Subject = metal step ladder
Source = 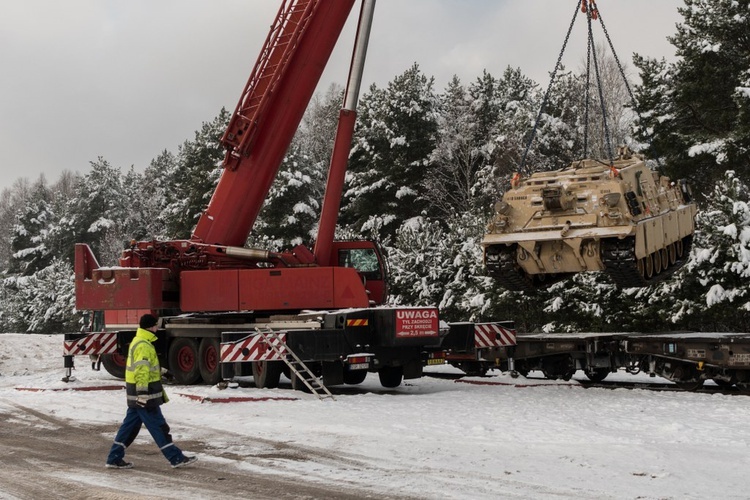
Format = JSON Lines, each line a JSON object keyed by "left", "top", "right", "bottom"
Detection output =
{"left": 255, "top": 328, "right": 335, "bottom": 401}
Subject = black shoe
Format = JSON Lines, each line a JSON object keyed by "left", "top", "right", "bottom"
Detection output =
{"left": 105, "top": 459, "right": 133, "bottom": 469}
{"left": 171, "top": 455, "right": 198, "bottom": 469}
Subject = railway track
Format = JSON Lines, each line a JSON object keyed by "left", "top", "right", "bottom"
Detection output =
{"left": 425, "top": 371, "right": 749, "bottom": 396}
{"left": 574, "top": 378, "right": 747, "bottom": 396}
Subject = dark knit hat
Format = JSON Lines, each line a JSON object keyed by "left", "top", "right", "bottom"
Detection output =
{"left": 139, "top": 314, "right": 158, "bottom": 329}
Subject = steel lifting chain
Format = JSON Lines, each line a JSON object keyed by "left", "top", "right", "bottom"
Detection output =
{"left": 519, "top": 0, "right": 659, "bottom": 175}
{"left": 587, "top": 0, "right": 615, "bottom": 164}
{"left": 597, "top": 6, "right": 635, "bottom": 108}
{"left": 518, "top": 0, "right": 580, "bottom": 175}
{"left": 596, "top": 5, "right": 665, "bottom": 170}
{"left": 583, "top": 14, "right": 592, "bottom": 157}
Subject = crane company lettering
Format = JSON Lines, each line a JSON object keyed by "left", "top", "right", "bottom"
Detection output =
{"left": 396, "top": 309, "right": 439, "bottom": 338}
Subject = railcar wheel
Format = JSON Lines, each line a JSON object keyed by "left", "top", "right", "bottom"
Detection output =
{"left": 711, "top": 378, "right": 735, "bottom": 389}
{"left": 674, "top": 379, "right": 704, "bottom": 391}
{"left": 584, "top": 368, "right": 610, "bottom": 383}
{"left": 198, "top": 337, "right": 221, "bottom": 386}
{"left": 378, "top": 366, "right": 403, "bottom": 388}
{"left": 343, "top": 369, "right": 368, "bottom": 385}
{"left": 252, "top": 360, "right": 283, "bottom": 389}
{"left": 542, "top": 369, "right": 575, "bottom": 381}
{"left": 101, "top": 353, "right": 126, "bottom": 379}
{"left": 456, "top": 361, "right": 488, "bottom": 377}
{"left": 168, "top": 338, "right": 201, "bottom": 385}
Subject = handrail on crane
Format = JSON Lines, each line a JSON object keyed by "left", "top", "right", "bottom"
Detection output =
{"left": 221, "top": 0, "right": 318, "bottom": 170}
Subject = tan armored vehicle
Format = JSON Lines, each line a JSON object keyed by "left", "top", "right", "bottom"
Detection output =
{"left": 483, "top": 149, "right": 698, "bottom": 291}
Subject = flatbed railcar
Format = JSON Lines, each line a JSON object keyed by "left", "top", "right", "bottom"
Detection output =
{"left": 449, "top": 331, "right": 750, "bottom": 392}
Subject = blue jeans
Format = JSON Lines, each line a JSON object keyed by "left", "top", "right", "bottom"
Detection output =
{"left": 106, "top": 406, "right": 185, "bottom": 465}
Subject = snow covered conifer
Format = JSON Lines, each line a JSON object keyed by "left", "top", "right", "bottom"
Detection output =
{"left": 633, "top": 0, "right": 750, "bottom": 193}
{"left": 343, "top": 64, "right": 438, "bottom": 236}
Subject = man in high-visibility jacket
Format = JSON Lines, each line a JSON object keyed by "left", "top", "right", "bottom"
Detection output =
{"left": 105, "top": 314, "right": 197, "bottom": 469}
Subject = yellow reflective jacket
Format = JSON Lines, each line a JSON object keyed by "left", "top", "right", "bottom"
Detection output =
{"left": 125, "top": 328, "right": 165, "bottom": 409}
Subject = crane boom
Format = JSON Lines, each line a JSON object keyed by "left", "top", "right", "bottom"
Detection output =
{"left": 192, "top": 0, "right": 356, "bottom": 246}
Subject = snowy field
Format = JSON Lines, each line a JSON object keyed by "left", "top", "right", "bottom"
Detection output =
{"left": 1, "top": 333, "right": 749, "bottom": 499}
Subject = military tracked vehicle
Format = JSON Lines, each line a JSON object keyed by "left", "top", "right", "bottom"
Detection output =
{"left": 482, "top": 149, "right": 697, "bottom": 291}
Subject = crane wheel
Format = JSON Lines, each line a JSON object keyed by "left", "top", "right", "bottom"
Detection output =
{"left": 168, "top": 338, "right": 201, "bottom": 385}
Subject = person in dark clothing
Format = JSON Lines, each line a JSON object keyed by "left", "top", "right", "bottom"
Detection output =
{"left": 105, "top": 314, "right": 197, "bottom": 469}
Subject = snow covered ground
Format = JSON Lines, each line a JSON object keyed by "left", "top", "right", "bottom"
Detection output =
{"left": 2, "top": 333, "right": 749, "bottom": 499}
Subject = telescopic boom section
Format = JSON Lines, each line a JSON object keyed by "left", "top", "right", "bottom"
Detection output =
{"left": 314, "top": 0, "right": 375, "bottom": 266}
{"left": 192, "top": 0, "right": 356, "bottom": 247}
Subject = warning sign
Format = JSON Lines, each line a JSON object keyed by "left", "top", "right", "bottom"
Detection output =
{"left": 395, "top": 309, "right": 439, "bottom": 338}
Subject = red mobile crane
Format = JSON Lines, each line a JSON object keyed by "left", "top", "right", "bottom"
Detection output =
{"left": 64, "top": 0, "right": 488, "bottom": 390}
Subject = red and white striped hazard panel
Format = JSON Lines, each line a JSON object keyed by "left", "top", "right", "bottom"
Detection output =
{"left": 474, "top": 323, "right": 517, "bottom": 348}
{"left": 220, "top": 333, "right": 287, "bottom": 363}
{"left": 63, "top": 332, "right": 118, "bottom": 356}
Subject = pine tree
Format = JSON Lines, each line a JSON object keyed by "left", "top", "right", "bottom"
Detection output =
{"left": 253, "top": 142, "right": 322, "bottom": 249}
{"left": 388, "top": 217, "right": 451, "bottom": 310}
{"left": 164, "top": 109, "right": 229, "bottom": 238}
{"left": 489, "top": 67, "right": 541, "bottom": 177}
{"left": 633, "top": 0, "right": 750, "bottom": 194}
{"left": 1, "top": 258, "right": 77, "bottom": 333}
{"left": 298, "top": 83, "right": 344, "bottom": 184}
{"left": 531, "top": 67, "right": 583, "bottom": 168}
{"left": 427, "top": 75, "right": 478, "bottom": 219}
{"left": 0, "top": 178, "right": 34, "bottom": 270}
{"left": 8, "top": 177, "right": 54, "bottom": 276}
{"left": 142, "top": 150, "right": 177, "bottom": 240}
{"left": 676, "top": 171, "right": 750, "bottom": 330}
{"left": 343, "top": 64, "right": 438, "bottom": 236}
{"left": 49, "top": 157, "right": 126, "bottom": 265}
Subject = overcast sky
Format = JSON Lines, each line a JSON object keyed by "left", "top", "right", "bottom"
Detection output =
{"left": 0, "top": 0, "right": 683, "bottom": 193}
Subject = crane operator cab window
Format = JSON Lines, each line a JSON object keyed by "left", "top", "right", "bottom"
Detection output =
{"left": 338, "top": 248, "right": 382, "bottom": 280}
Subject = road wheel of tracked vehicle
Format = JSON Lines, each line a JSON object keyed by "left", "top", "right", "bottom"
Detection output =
{"left": 378, "top": 366, "right": 403, "bottom": 388}
{"left": 660, "top": 248, "right": 669, "bottom": 270}
{"left": 168, "top": 338, "right": 201, "bottom": 385}
{"left": 343, "top": 369, "right": 368, "bottom": 385}
{"left": 101, "top": 353, "right": 126, "bottom": 379}
{"left": 645, "top": 254, "right": 655, "bottom": 278}
{"left": 675, "top": 239, "right": 684, "bottom": 259}
{"left": 637, "top": 258, "right": 646, "bottom": 277}
{"left": 198, "top": 337, "right": 221, "bottom": 386}
{"left": 653, "top": 250, "right": 662, "bottom": 274}
{"left": 252, "top": 360, "right": 283, "bottom": 389}
{"left": 668, "top": 244, "right": 677, "bottom": 266}
{"left": 584, "top": 368, "right": 610, "bottom": 383}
